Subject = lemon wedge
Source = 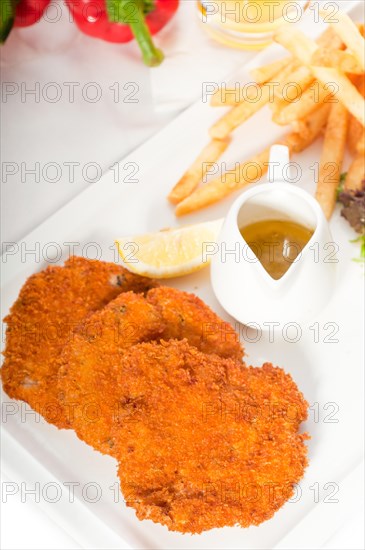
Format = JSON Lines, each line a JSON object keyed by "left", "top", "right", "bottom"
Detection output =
{"left": 115, "top": 219, "right": 223, "bottom": 279}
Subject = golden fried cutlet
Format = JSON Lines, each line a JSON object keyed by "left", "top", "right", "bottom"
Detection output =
{"left": 1, "top": 257, "right": 157, "bottom": 428}
{"left": 146, "top": 287, "right": 243, "bottom": 361}
{"left": 112, "top": 340, "right": 308, "bottom": 533}
{"left": 58, "top": 286, "right": 243, "bottom": 454}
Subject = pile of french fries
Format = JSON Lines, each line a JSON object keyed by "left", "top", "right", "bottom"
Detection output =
{"left": 168, "top": 8, "right": 365, "bottom": 220}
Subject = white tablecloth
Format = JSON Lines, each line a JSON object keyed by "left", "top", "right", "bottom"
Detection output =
{"left": 1, "top": 1, "right": 364, "bottom": 548}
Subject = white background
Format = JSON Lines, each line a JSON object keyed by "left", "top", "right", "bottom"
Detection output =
{"left": 1, "top": 1, "right": 364, "bottom": 549}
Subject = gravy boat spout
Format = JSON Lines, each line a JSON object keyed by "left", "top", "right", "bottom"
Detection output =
{"left": 211, "top": 146, "right": 337, "bottom": 327}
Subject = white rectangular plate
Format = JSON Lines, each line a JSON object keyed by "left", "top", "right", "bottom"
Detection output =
{"left": 1, "top": 2, "right": 364, "bottom": 548}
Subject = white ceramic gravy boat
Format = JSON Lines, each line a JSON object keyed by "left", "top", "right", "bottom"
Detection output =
{"left": 211, "top": 145, "right": 337, "bottom": 327}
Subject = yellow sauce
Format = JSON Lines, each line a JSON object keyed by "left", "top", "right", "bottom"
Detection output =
{"left": 240, "top": 219, "right": 314, "bottom": 280}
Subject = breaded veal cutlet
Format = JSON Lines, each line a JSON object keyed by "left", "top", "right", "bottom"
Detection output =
{"left": 1, "top": 256, "right": 157, "bottom": 427}
{"left": 110, "top": 340, "right": 309, "bottom": 533}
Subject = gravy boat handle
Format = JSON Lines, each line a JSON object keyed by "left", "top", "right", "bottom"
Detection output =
{"left": 268, "top": 144, "right": 291, "bottom": 184}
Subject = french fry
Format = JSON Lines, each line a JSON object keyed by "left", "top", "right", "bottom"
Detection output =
{"left": 175, "top": 148, "right": 271, "bottom": 216}
{"left": 348, "top": 114, "right": 365, "bottom": 156}
{"left": 274, "top": 28, "right": 365, "bottom": 127}
{"left": 274, "top": 27, "right": 317, "bottom": 65}
{"left": 273, "top": 26, "right": 343, "bottom": 102}
{"left": 348, "top": 76, "right": 365, "bottom": 156}
{"left": 274, "top": 65, "right": 315, "bottom": 101}
{"left": 316, "top": 26, "right": 344, "bottom": 48}
{"left": 347, "top": 114, "right": 364, "bottom": 155}
{"left": 176, "top": 105, "right": 330, "bottom": 216}
{"left": 274, "top": 26, "right": 345, "bottom": 64}
{"left": 168, "top": 138, "right": 230, "bottom": 204}
{"left": 209, "top": 64, "right": 295, "bottom": 139}
{"left": 310, "top": 66, "right": 365, "bottom": 127}
{"left": 210, "top": 82, "right": 274, "bottom": 107}
{"left": 209, "top": 84, "right": 272, "bottom": 139}
{"left": 311, "top": 48, "right": 364, "bottom": 75}
{"left": 274, "top": 27, "right": 342, "bottom": 102}
{"left": 345, "top": 152, "right": 365, "bottom": 191}
{"left": 272, "top": 20, "right": 342, "bottom": 64}
{"left": 270, "top": 96, "right": 287, "bottom": 119}
{"left": 273, "top": 80, "right": 333, "bottom": 125}
{"left": 211, "top": 26, "right": 346, "bottom": 137}
{"left": 212, "top": 57, "right": 301, "bottom": 107}
{"left": 357, "top": 134, "right": 365, "bottom": 155}
{"left": 281, "top": 103, "right": 331, "bottom": 153}
{"left": 292, "top": 103, "right": 331, "bottom": 143}
{"left": 319, "top": 8, "right": 365, "bottom": 71}
{"left": 212, "top": 58, "right": 304, "bottom": 108}
{"left": 246, "top": 28, "right": 337, "bottom": 95}
{"left": 211, "top": 87, "right": 242, "bottom": 107}
{"left": 356, "top": 74, "right": 365, "bottom": 93}
{"left": 315, "top": 102, "right": 348, "bottom": 219}
{"left": 249, "top": 57, "right": 292, "bottom": 85}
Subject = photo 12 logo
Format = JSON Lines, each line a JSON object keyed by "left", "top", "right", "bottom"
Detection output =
{"left": 199, "top": 1, "right": 335, "bottom": 25}
{"left": 1, "top": 81, "right": 140, "bottom": 104}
